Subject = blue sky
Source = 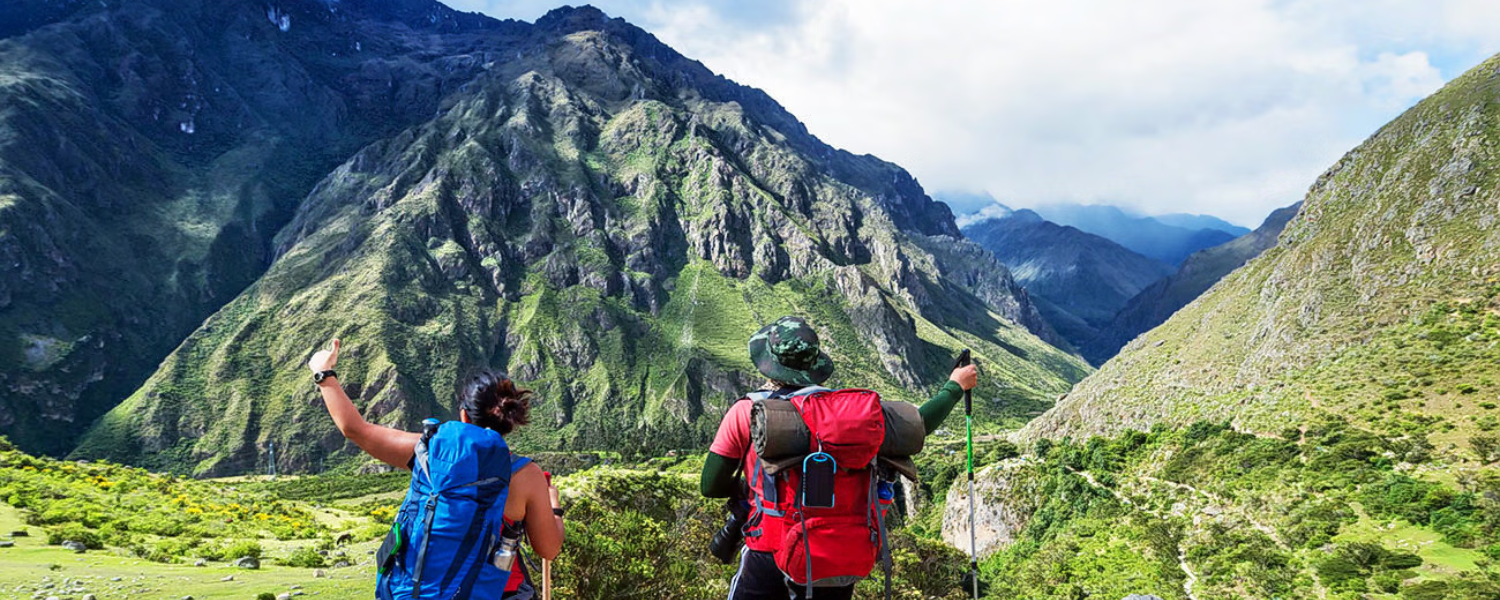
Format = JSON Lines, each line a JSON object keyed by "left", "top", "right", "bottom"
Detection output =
{"left": 447, "top": 1, "right": 1500, "bottom": 227}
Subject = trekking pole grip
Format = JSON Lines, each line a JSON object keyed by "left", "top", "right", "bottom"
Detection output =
{"left": 954, "top": 349, "right": 973, "bottom": 414}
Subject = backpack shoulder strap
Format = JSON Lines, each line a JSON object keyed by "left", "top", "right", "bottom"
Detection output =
{"left": 510, "top": 454, "right": 533, "bottom": 474}
{"left": 786, "top": 386, "right": 832, "bottom": 398}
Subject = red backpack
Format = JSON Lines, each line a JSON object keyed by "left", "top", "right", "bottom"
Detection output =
{"left": 744, "top": 387, "right": 895, "bottom": 597}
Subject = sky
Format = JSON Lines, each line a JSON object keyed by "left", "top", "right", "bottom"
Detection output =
{"left": 445, "top": 0, "right": 1500, "bottom": 227}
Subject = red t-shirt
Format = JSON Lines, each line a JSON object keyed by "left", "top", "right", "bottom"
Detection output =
{"left": 710, "top": 399, "right": 757, "bottom": 468}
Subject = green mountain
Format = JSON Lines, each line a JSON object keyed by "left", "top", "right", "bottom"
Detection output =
{"left": 0, "top": 0, "right": 520, "bottom": 455}
{"left": 1023, "top": 51, "right": 1500, "bottom": 453}
{"left": 1081, "top": 202, "right": 1300, "bottom": 364}
{"left": 962, "top": 209, "right": 1174, "bottom": 353}
{"left": 24, "top": 4, "right": 1090, "bottom": 475}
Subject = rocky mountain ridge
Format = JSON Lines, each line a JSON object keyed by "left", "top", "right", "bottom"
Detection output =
{"left": 2, "top": 3, "right": 1091, "bottom": 474}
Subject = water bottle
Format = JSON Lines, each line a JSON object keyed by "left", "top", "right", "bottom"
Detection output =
{"left": 491, "top": 531, "right": 521, "bottom": 571}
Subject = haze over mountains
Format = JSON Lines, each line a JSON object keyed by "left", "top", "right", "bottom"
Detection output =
{"left": 961, "top": 209, "right": 1174, "bottom": 351}
{"left": 955, "top": 199, "right": 1291, "bottom": 362}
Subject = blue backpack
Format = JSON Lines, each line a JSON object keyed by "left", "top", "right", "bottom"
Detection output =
{"left": 377, "top": 419, "right": 514, "bottom": 600}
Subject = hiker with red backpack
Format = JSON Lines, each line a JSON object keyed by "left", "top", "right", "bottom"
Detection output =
{"left": 307, "top": 339, "right": 565, "bottom": 600}
{"left": 701, "top": 317, "right": 979, "bottom": 600}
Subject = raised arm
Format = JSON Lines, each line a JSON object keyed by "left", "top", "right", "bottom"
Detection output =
{"left": 918, "top": 364, "right": 979, "bottom": 434}
{"left": 308, "top": 339, "right": 420, "bottom": 469}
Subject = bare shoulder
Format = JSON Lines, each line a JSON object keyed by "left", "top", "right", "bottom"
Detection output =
{"left": 510, "top": 460, "right": 545, "bottom": 494}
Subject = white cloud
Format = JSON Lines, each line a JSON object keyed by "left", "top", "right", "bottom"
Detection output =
{"left": 449, "top": 0, "right": 1498, "bottom": 227}
{"left": 954, "top": 203, "right": 1014, "bottom": 228}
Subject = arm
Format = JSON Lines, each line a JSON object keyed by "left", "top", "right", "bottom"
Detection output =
{"left": 701, "top": 401, "right": 752, "bottom": 497}
{"left": 308, "top": 339, "right": 420, "bottom": 469}
{"left": 517, "top": 464, "right": 564, "bottom": 560}
{"left": 918, "top": 364, "right": 979, "bottom": 434}
{"left": 700, "top": 452, "right": 743, "bottom": 498}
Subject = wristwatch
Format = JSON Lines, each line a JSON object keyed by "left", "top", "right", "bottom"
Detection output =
{"left": 552, "top": 507, "right": 566, "bottom": 517}
{"left": 312, "top": 370, "right": 338, "bottom": 384}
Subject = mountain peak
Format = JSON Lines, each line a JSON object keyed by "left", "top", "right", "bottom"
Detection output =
{"left": 535, "top": 4, "right": 613, "bottom": 31}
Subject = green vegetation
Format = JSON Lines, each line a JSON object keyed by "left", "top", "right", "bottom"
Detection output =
{"left": 0, "top": 441, "right": 971, "bottom": 598}
{"left": 965, "top": 419, "right": 1500, "bottom": 599}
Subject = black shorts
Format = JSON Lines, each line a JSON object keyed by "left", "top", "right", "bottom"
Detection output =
{"left": 727, "top": 548, "right": 854, "bottom": 600}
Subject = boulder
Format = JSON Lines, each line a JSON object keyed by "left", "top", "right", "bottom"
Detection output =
{"left": 232, "top": 556, "right": 260, "bottom": 569}
{"left": 60, "top": 541, "right": 86, "bottom": 553}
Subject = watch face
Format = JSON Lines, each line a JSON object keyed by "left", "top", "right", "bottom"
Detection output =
{"left": 314, "top": 371, "right": 329, "bottom": 383}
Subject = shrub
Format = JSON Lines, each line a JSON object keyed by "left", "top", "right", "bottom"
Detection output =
{"left": 45, "top": 523, "right": 101, "bottom": 549}
{"left": 281, "top": 546, "right": 326, "bottom": 568}
{"left": 1403, "top": 581, "right": 1449, "bottom": 600}
{"left": 223, "top": 540, "right": 263, "bottom": 560}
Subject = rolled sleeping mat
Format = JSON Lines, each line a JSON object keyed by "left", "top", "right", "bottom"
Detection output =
{"left": 879, "top": 401, "right": 925, "bottom": 457}
{"left": 751, "top": 399, "right": 811, "bottom": 461}
{"left": 751, "top": 399, "right": 928, "bottom": 461}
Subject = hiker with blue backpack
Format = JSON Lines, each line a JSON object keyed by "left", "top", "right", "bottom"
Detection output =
{"left": 308, "top": 339, "right": 565, "bottom": 600}
{"left": 701, "top": 317, "right": 979, "bottom": 600}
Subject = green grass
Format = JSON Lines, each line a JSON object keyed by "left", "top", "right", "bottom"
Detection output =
{"left": 0, "top": 503, "right": 376, "bottom": 599}
{"left": 1336, "top": 514, "right": 1484, "bottom": 575}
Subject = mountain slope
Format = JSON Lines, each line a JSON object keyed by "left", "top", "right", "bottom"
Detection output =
{"left": 1081, "top": 202, "right": 1301, "bottom": 364}
{"left": 64, "top": 5, "right": 1088, "bottom": 475}
{"left": 1023, "top": 51, "right": 1500, "bottom": 449}
{"left": 0, "top": 0, "right": 528, "bottom": 455}
{"left": 1033, "top": 204, "right": 1238, "bottom": 265}
{"left": 962, "top": 209, "right": 1173, "bottom": 350}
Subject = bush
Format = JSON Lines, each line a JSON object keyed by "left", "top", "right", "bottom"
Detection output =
{"left": 139, "top": 537, "right": 198, "bottom": 563}
{"left": 194, "top": 541, "right": 226, "bottom": 561}
{"left": 257, "top": 593, "right": 277, "bottom": 600}
{"left": 281, "top": 546, "right": 326, "bottom": 568}
{"left": 1403, "top": 581, "right": 1449, "bottom": 600}
{"left": 223, "top": 540, "right": 263, "bottom": 560}
{"left": 45, "top": 523, "right": 101, "bottom": 549}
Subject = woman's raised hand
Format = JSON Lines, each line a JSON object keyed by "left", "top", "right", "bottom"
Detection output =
{"left": 308, "top": 339, "right": 340, "bottom": 373}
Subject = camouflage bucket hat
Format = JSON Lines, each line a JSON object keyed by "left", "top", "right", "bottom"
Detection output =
{"left": 748, "top": 316, "right": 834, "bottom": 386}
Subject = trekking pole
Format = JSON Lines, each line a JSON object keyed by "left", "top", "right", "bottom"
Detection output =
{"left": 955, "top": 349, "right": 978, "bottom": 599}
{"left": 542, "top": 558, "right": 552, "bottom": 600}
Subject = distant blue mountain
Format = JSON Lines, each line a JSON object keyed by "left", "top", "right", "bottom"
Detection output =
{"left": 962, "top": 208, "right": 1175, "bottom": 351}
{"left": 1082, "top": 202, "right": 1301, "bottom": 364}
{"left": 1154, "top": 213, "right": 1250, "bottom": 236}
{"left": 1030, "top": 204, "right": 1237, "bottom": 265}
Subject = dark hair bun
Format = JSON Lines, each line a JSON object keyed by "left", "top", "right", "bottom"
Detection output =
{"left": 460, "top": 370, "right": 532, "bottom": 435}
